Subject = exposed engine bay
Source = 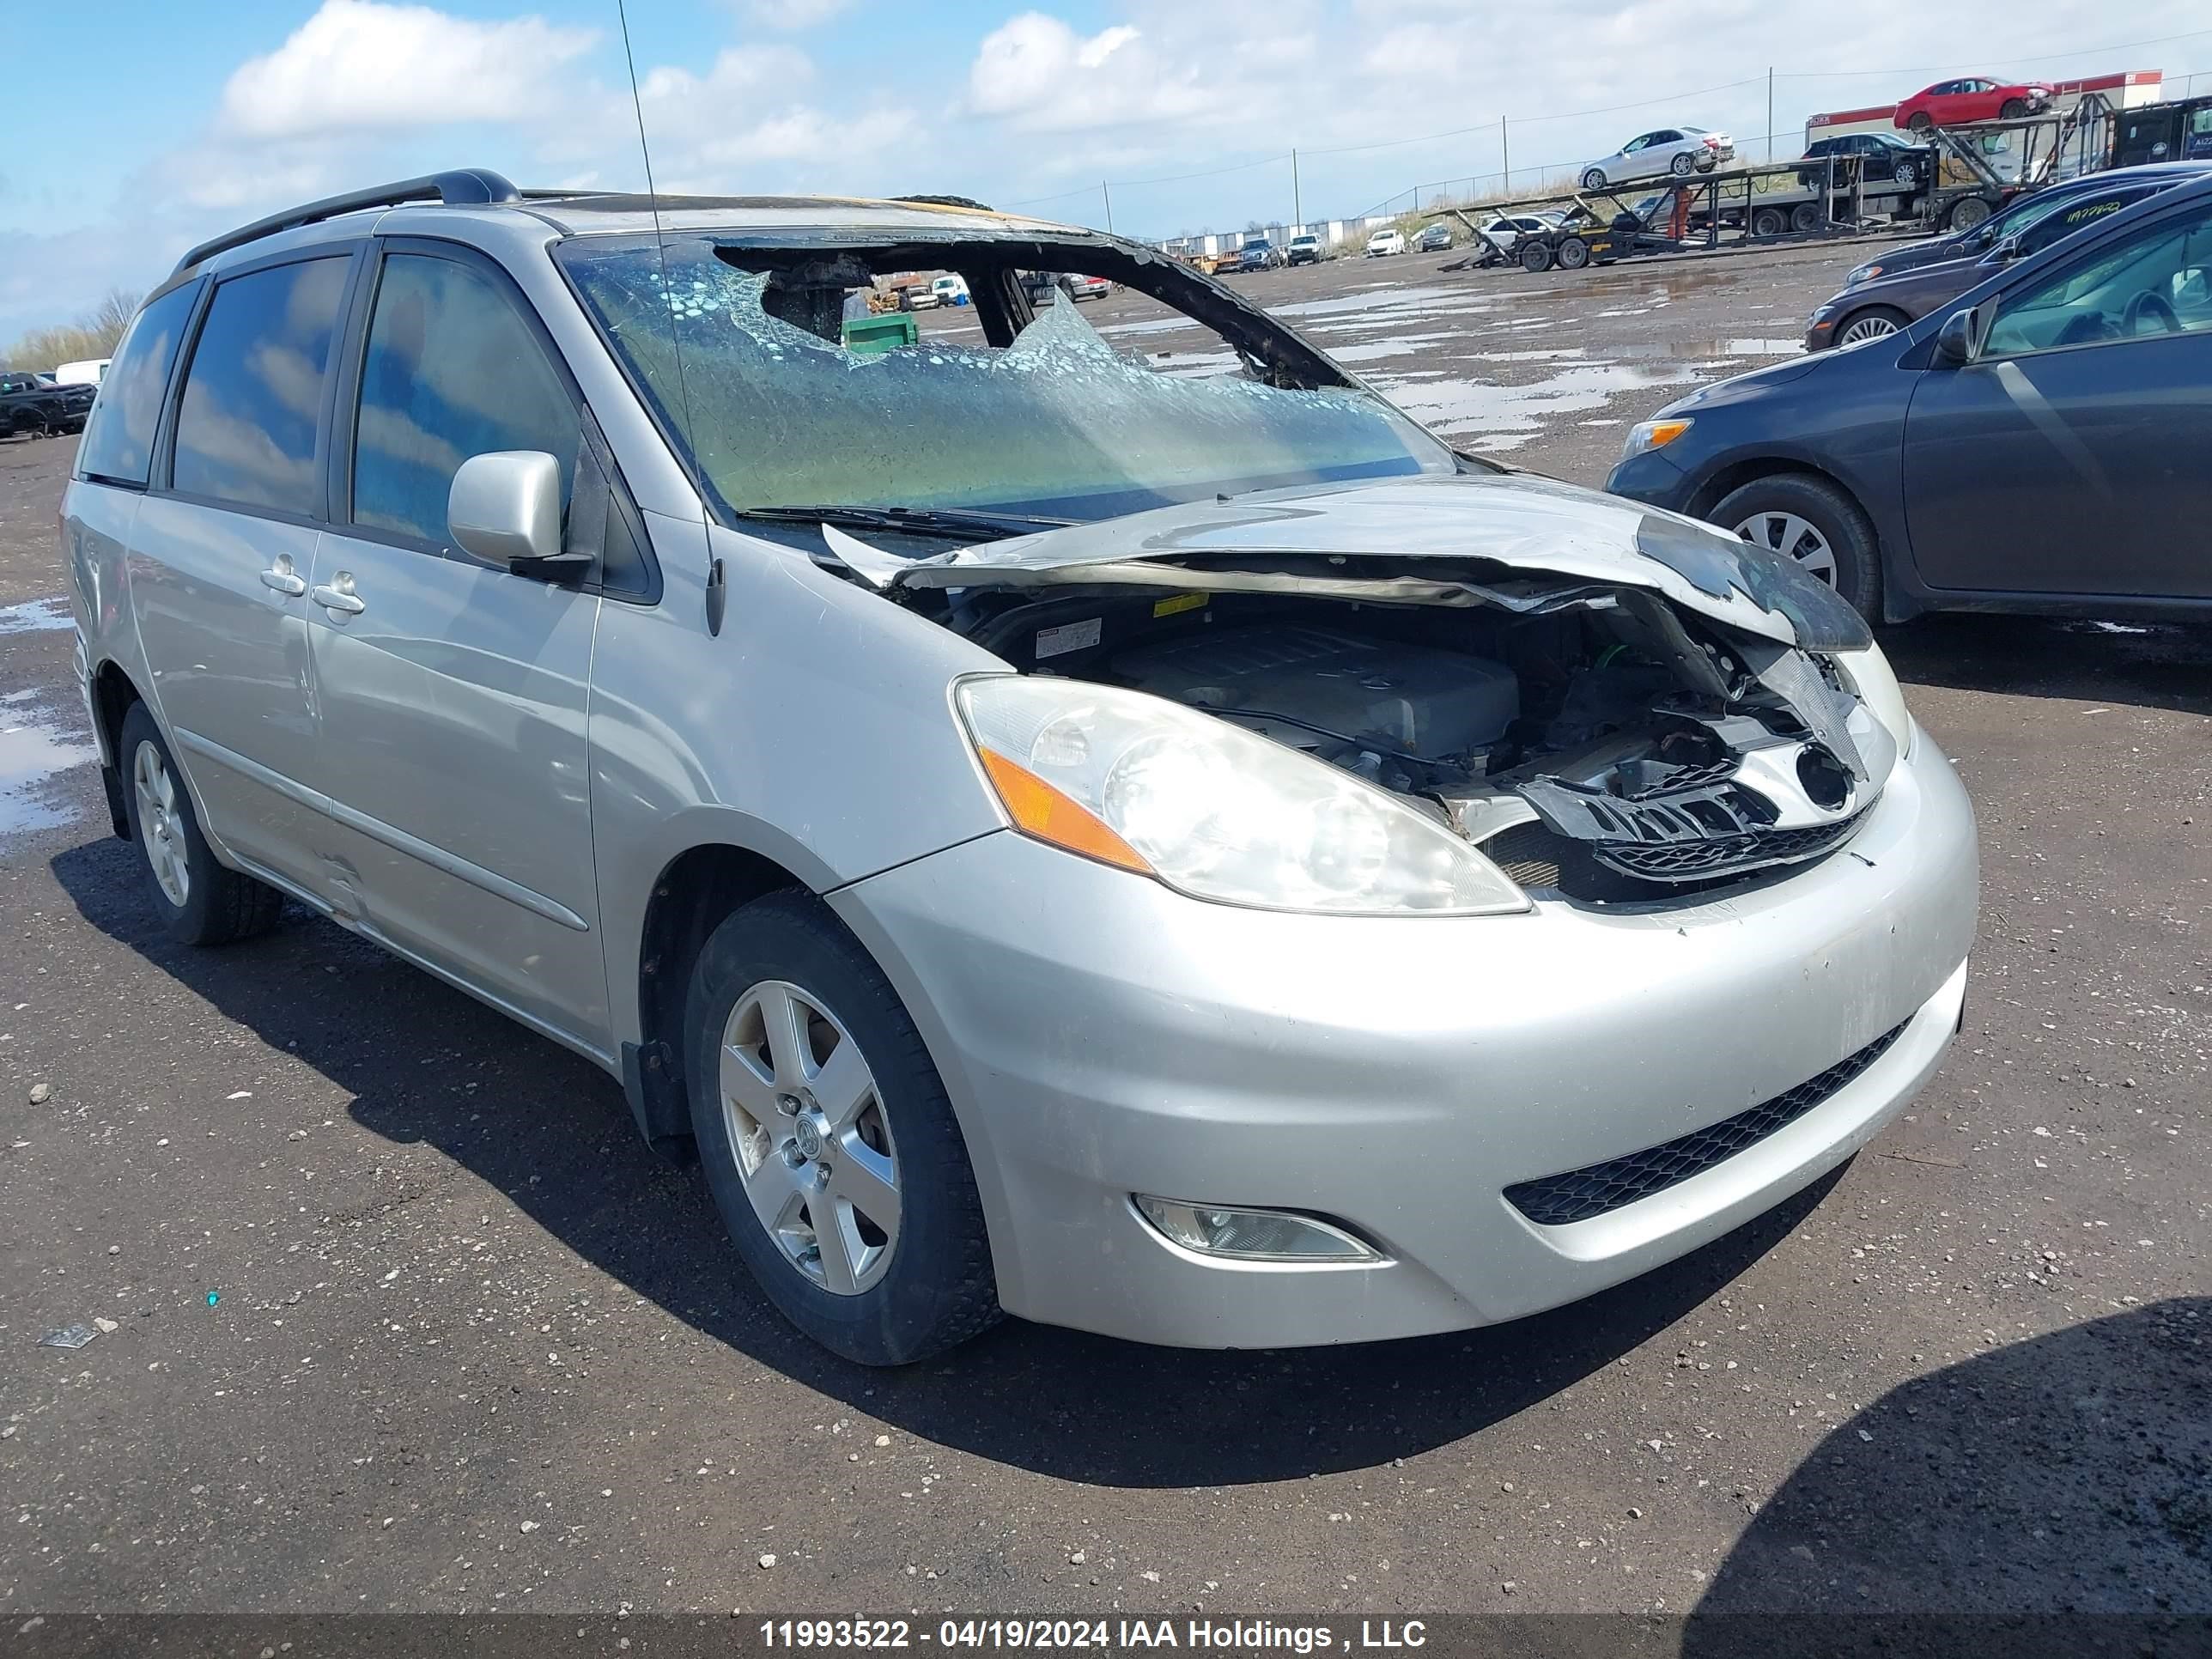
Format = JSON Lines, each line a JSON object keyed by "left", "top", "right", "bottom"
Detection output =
{"left": 937, "top": 582, "right": 1888, "bottom": 904}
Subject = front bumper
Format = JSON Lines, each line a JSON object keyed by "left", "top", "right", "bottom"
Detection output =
{"left": 833, "top": 732, "right": 1978, "bottom": 1349}
{"left": 1603, "top": 444, "right": 1697, "bottom": 513}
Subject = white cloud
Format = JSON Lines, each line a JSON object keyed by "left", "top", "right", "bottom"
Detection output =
{"left": 740, "top": 0, "right": 856, "bottom": 27}
{"left": 964, "top": 13, "right": 1217, "bottom": 131}
{"left": 215, "top": 0, "right": 598, "bottom": 140}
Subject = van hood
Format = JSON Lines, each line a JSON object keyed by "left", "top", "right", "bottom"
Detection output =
{"left": 830, "top": 469, "right": 1871, "bottom": 653}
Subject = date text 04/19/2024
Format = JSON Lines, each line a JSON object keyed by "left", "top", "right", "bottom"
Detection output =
{"left": 757, "top": 1620, "right": 1432, "bottom": 1651}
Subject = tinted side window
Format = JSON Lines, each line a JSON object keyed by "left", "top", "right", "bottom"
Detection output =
{"left": 1984, "top": 205, "right": 2212, "bottom": 356}
{"left": 171, "top": 258, "right": 349, "bottom": 516}
{"left": 76, "top": 283, "right": 199, "bottom": 487}
{"left": 352, "top": 253, "right": 579, "bottom": 550}
{"left": 2018, "top": 191, "right": 2146, "bottom": 253}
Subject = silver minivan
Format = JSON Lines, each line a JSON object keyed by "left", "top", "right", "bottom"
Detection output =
{"left": 64, "top": 171, "right": 1977, "bottom": 1364}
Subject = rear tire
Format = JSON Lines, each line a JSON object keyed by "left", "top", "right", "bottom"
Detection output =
{"left": 1713, "top": 474, "right": 1882, "bottom": 620}
{"left": 1947, "top": 196, "right": 1992, "bottom": 230}
{"left": 1752, "top": 206, "right": 1789, "bottom": 237}
{"left": 1670, "top": 151, "right": 1695, "bottom": 177}
{"left": 1999, "top": 98, "right": 2026, "bottom": 120}
{"left": 1790, "top": 203, "right": 1822, "bottom": 233}
{"left": 1906, "top": 111, "right": 1933, "bottom": 133}
{"left": 1556, "top": 236, "right": 1591, "bottom": 270}
{"left": 684, "top": 890, "right": 1000, "bottom": 1366}
{"left": 117, "top": 705, "right": 284, "bottom": 945}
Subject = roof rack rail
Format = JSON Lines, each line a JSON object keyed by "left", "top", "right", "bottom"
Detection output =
{"left": 170, "top": 168, "right": 522, "bottom": 278}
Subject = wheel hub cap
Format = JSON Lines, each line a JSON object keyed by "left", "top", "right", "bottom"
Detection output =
{"left": 132, "top": 740, "right": 190, "bottom": 908}
{"left": 718, "top": 980, "right": 900, "bottom": 1296}
{"left": 1735, "top": 511, "right": 1839, "bottom": 586}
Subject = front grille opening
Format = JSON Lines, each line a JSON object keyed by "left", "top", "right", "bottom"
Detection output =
{"left": 1503, "top": 1019, "right": 1911, "bottom": 1227}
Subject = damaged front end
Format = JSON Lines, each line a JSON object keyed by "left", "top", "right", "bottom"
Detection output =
{"left": 834, "top": 502, "right": 1904, "bottom": 909}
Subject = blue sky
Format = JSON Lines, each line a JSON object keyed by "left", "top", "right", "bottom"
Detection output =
{"left": 5, "top": 0, "right": 2211, "bottom": 343}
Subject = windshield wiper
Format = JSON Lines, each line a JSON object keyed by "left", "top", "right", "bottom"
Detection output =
{"left": 735, "top": 503, "right": 1077, "bottom": 540}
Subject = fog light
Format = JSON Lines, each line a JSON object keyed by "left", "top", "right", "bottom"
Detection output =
{"left": 1133, "top": 1196, "right": 1381, "bottom": 1262}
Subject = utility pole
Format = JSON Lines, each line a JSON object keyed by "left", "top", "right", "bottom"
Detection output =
{"left": 1501, "top": 116, "right": 1510, "bottom": 192}
{"left": 1291, "top": 149, "right": 1302, "bottom": 229}
{"left": 1767, "top": 66, "right": 1775, "bottom": 161}
{"left": 1101, "top": 180, "right": 1114, "bottom": 234}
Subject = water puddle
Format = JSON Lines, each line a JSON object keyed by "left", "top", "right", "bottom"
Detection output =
{"left": 1615, "top": 337, "right": 1804, "bottom": 360}
{"left": 1376, "top": 361, "right": 1703, "bottom": 441}
{"left": 0, "top": 694, "right": 96, "bottom": 842}
{"left": 0, "top": 597, "right": 73, "bottom": 636}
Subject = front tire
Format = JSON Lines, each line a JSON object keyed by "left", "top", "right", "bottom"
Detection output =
{"left": 685, "top": 890, "right": 1000, "bottom": 1366}
{"left": 1999, "top": 98, "right": 2026, "bottom": 119}
{"left": 1947, "top": 196, "right": 1992, "bottom": 230}
{"left": 1714, "top": 474, "right": 1882, "bottom": 619}
{"left": 1906, "top": 111, "right": 1933, "bottom": 133}
{"left": 1836, "top": 305, "right": 1907, "bottom": 345}
{"left": 1670, "top": 151, "right": 1695, "bottom": 177}
{"left": 1520, "top": 241, "right": 1553, "bottom": 273}
{"left": 1555, "top": 235, "right": 1591, "bottom": 270}
{"left": 118, "top": 704, "right": 283, "bottom": 945}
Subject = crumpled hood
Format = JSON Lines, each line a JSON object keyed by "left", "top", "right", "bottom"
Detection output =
{"left": 838, "top": 470, "right": 1870, "bottom": 653}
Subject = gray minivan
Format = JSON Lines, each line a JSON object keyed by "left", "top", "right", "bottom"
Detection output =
{"left": 64, "top": 170, "right": 1974, "bottom": 1364}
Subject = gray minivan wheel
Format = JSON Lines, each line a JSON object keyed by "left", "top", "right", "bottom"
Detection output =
{"left": 685, "top": 890, "right": 1000, "bottom": 1365}
{"left": 1714, "top": 473, "right": 1882, "bottom": 620}
{"left": 118, "top": 704, "right": 284, "bottom": 945}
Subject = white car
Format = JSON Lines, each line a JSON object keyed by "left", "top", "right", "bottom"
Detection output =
{"left": 1479, "top": 213, "right": 1565, "bottom": 251}
{"left": 53, "top": 357, "right": 111, "bottom": 386}
{"left": 1365, "top": 228, "right": 1406, "bottom": 257}
{"left": 932, "top": 273, "right": 971, "bottom": 307}
{"left": 1580, "top": 126, "right": 1734, "bottom": 191}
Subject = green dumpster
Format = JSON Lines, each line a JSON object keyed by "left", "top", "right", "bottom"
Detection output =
{"left": 842, "top": 313, "right": 920, "bottom": 356}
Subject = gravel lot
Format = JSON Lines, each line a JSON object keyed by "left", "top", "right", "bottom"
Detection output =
{"left": 1, "top": 245, "right": 2207, "bottom": 1622}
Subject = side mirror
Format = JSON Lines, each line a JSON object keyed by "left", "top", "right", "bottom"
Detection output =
{"left": 449, "top": 451, "right": 583, "bottom": 580}
{"left": 1990, "top": 234, "right": 2023, "bottom": 264}
{"left": 1933, "top": 307, "right": 1980, "bottom": 367}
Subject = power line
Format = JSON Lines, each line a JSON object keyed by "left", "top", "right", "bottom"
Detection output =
{"left": 1773, "top": 25, "right": 2212, "bottom": 78}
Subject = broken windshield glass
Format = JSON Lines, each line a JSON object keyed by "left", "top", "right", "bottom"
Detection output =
{"left": 560, "top": 236, "right": 1454, "bottom": 525}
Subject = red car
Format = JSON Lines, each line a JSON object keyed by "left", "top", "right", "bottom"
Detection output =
{"left": 1892, "top": 77, "right": 2052, "bottom": 132}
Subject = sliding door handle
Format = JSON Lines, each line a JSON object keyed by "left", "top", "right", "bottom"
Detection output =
{"left": 311, "top": 575, "right": 366, "bottom": 617}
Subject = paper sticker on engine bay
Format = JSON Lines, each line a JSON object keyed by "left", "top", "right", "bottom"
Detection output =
{"left": 1035, "top": 617, "right": 1103, "bottom": 659}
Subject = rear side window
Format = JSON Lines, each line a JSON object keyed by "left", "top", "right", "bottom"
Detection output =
{"left": 351, "top": 252, "right": 579, "bottom": 550}
{"left": 171, "top": 257, "right": 349, "bottom": 516}
{"left": 76, "top": 282, "right": 198, "bottom": 487}
{"left": 2019, "top": 190, "right": 2147, "bottom": 254}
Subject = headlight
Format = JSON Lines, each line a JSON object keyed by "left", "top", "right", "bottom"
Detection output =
{"left": 955, "top": 677, "right": 1529, "bottom": 917}
{"left": 1622, "top": 416, "right": 1692, "bottom": 460}
{"left": 1835, "top": 641, "right": 1915, "bottom": 758}
{"left": 1844, "top": 263, "right": 1882, "bottom": 287}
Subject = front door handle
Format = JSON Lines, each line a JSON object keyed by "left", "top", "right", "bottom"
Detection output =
{"left": 259, "top": 556, "right": 307, "bottom": 597}
{"left": 310, "top": 574, "right": 366, "bottom": 617}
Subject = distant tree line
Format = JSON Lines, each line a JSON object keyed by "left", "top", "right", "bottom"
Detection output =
{"left": 2, "top": 289, "right": 143, "bottom": 371}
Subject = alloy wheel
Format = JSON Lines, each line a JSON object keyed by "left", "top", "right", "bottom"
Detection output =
{"left": 132, "top": 739, "right": 190, "bottom": 907}
{"left": 717, "top": 979, "right": 900, "bottom": 1295}
{"left": 1838, "top": 313, "right": 1901, "bottom": 344}
{"left": 1735, "top": 511, "right": 1838, "bottom": 586}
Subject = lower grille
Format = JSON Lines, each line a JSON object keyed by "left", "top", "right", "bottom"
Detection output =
{"left": 1503, "top": 1019, "right": 1911, "bottom": 1227}
{"left": 1595, "top": 809, "right": 1867, "bottom": 882}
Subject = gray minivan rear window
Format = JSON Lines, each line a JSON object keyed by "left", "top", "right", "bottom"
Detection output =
{"left": 76, "top": 282, "right": 198, "bottom": 488}
{"left": 171, "top": 257, "right": 349, "bottom": 518}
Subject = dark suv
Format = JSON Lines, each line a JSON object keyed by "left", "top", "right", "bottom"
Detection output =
{"left": 1797, "top": 133, "right": 1932, "bottom": 191}
{"left": 0, "top": 369, "right": 95, "bottom": 438}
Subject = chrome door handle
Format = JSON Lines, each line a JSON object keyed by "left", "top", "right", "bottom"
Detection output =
{"left": 310, "top": 576, "right": 366, "bottom": 617}
{"left": 259, "top": 557, "right": 307, "bottom": 597}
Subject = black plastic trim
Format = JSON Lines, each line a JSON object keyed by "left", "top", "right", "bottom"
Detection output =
{"left": 171, "top": 169, "right": 521, "bottom": 278}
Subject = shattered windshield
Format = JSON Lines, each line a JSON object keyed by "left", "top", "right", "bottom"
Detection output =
{"left": 559, "top": 235, "right": 1453, "bottom": 523}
